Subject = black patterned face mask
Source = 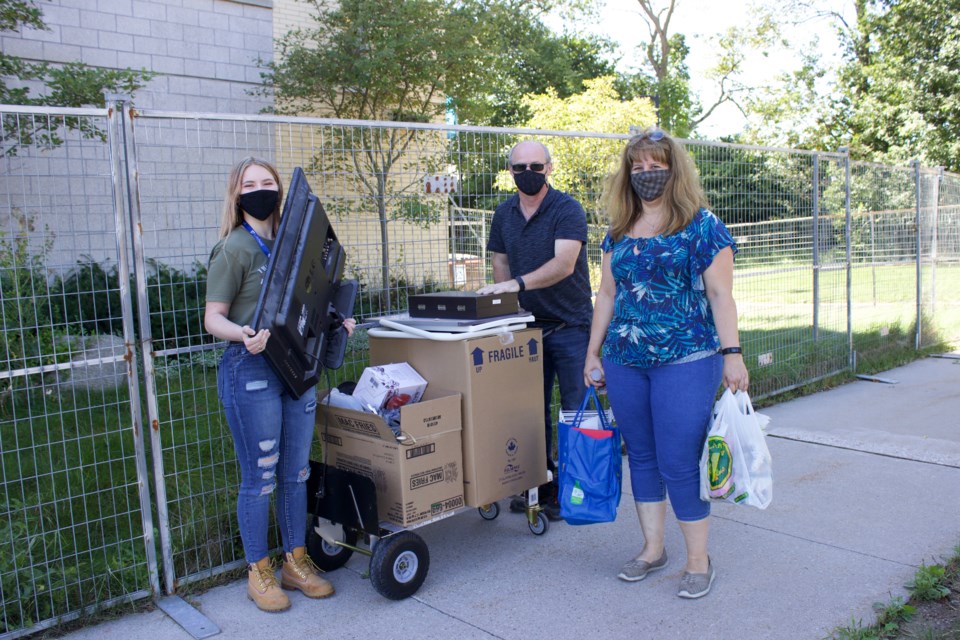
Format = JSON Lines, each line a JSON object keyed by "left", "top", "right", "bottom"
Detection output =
{"left": 630, "top": 169, "right": 671, "bottom": 201}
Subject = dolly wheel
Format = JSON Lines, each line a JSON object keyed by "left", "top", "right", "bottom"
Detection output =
{"left": 528, "top": 511, "right": 549, "bottom": 536}
{"left": 306, "top": 521, "right": 357, "bottom": 572}
{"left": 478, "top": 502, "right": 500, "bottom": 520}
{"left": 370, "top": 531, "right": 430, "bottom": 600}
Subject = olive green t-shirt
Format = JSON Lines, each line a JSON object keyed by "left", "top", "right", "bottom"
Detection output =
{"left": 205, "top": 228, "right": 274, "bottom": 328}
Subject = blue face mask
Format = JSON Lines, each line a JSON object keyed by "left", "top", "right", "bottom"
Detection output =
{"left": 513, "top": 170, "right": 547, "bottom": 196}
{"left": 238, "top": 189, "right": 279, "bottom": 221}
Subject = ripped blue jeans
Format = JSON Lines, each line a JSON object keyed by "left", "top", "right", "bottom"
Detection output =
{"left": 218, "top": 343, "right": 316, "bottom": 563}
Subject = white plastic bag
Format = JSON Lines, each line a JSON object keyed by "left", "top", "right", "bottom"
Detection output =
{"left": 699, "top": 389, "right": 773, "bottom": 509}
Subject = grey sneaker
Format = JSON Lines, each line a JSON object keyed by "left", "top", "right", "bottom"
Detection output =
{"left": 677, "top": 558, "right": 715, "bottom": 599}
{"left": 617, "top": 549, "right": 668, "bottom": 582}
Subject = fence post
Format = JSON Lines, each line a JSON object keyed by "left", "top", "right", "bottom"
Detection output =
{"left": 839, "top": 147, "right": 853, "bottom": 369}
{"left": 812, "top": 154, "right": 820, "bottom": 342}
{"left": 912, "top": 160, "right": 922, "bottom": 349}
{"left": 118, "top": 100, "right": 178, "bottom": 596}
{"left": 931, "top": 167, "right": 943, "bottom": 321}
{"left": 104, "top": 94, "right": 162, "bottom": 597}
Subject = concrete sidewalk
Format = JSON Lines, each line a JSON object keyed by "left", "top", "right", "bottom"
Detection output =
{"left": 61, "top": 355, "right": 960, "bottom": 640}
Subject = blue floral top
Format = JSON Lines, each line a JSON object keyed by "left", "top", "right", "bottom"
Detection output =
{"left": 601, "top": 208, "right": 736, "bottom": 368}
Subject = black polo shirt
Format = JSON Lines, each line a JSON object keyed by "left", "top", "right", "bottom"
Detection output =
{"left": 487, "top": 187, "right": 593, "bottom": 328}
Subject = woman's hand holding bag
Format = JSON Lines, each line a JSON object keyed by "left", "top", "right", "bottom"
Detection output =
{"left": 558, "top": 387, "right": 622, "bottom": 525}
{"left": 699, "top": 389, "right": 773, "bottom": 509}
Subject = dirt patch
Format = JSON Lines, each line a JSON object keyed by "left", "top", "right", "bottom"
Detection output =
{"left": 897, "top": 569, "right": 960, "bottom": 638}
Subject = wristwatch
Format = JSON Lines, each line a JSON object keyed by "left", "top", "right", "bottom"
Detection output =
{"left": 514, "top": 275, "right": 526, "bottom": 292}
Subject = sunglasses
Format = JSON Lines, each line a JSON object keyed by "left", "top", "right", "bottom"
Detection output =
{"left": 635, "top": 129, "right": 666, "bottom": 142}
{"left": 510, "top": 162, "right": 547, "bottom": 173}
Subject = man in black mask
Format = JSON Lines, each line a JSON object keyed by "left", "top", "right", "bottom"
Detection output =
{"left": 477, "top": 140, "right": 593, "bottom": 520}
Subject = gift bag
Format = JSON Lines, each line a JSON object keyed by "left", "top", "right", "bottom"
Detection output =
{"left": 699, "top": 389, "right": 773, "bottom": 509}
{"left": 559, "top": 387, "right": 622, "bottom": 525}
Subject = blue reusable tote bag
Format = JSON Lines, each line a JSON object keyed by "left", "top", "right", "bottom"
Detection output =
{"left": 558, "top": 387, "right": 622, "bottom": 525}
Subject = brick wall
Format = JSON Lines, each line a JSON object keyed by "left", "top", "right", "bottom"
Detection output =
{"left": 273, "top": 0, "right": 316, "bottom": 44}
{"left": 1, "top": 0, "right": 275, "bottom": 113}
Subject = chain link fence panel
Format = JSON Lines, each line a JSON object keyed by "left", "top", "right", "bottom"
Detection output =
{"left": 1, "top": 105, "right": 958, "bottom": 636}
{"left": 0, "top": 106, "right": 157, "bottom": 639}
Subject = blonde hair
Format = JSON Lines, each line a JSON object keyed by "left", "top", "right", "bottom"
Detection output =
{"left": 600, "top": 129, "right": 709, "bottom": 242}
{"left": 218, "top": 157, "right": 284, "bottom": 239}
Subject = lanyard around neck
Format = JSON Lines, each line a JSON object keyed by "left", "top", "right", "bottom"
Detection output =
{"left": 241, "top": 221, "right": 271, "bottom": 258}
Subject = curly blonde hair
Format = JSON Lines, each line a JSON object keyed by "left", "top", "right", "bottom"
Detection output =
{"left": 218, "top": 157, "right": 284, "bottom": 239}
{"left": 601, "top": 129, "right": 709, "bottom": 242}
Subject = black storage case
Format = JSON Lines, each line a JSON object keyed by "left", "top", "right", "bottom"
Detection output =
{"left": 408, "top": 291, "right": 519, "bottom": 320}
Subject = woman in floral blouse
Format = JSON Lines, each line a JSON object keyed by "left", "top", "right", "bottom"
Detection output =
{"left": 584, "top": 129, "right": 749, "bottom": 599}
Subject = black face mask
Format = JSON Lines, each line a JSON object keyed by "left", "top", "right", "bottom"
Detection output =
{"left": 513, "top": 170, "right": 547, "bottom": 196}
{"left": 238, "top": 189, "right": 279, "bottom": 221}
{"left": 630, "top": 169, "right": 671, "bottom": 202}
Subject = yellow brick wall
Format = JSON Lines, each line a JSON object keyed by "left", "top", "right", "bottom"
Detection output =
{"left": 273, "top": 0, "right": 320, "bottom": 46}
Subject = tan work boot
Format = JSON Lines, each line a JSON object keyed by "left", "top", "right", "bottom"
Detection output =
{"left": 247, "top": 558, "right": 291, "bottom": 612}
{"left": 281, "top": 547, "right": 335, "bottom": 598}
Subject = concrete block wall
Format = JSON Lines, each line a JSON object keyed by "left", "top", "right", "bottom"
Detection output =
{"left": 1, "top": 0, "right": 275, "bottom": 113}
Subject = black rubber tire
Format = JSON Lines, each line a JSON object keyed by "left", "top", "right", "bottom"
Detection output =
{"left": 477, "top": 502, "right": 500, "bottom": 520}
{"left": 369, "top": 531, "right": 430, "bottom": 600}
{"left": 528, "top": 511, "right": 550, "bottom": 536}
{"left": 305, "top": 520, "right": 357, "bottom": 572}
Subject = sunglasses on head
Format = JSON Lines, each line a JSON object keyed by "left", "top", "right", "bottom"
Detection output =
{"left": 510, "top": 162, "right": 547, "bottom": 173}
{"left": 635, "top": 129, "right": 665, "bottom": 142}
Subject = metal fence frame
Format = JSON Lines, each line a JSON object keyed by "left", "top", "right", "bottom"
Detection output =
{"left": 1, "top": 99, "right": 958, "bottom": 637}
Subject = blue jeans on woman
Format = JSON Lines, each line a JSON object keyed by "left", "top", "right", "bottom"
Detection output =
{"left": 602, "top": 354, "right": 722, "bottom": 522}
{"left": 218, "top": 343, "right": 317, "bottom": 563}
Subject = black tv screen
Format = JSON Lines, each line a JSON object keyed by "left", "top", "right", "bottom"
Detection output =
{"left": 252, "top": 167, "right": 357, "bottom": 398}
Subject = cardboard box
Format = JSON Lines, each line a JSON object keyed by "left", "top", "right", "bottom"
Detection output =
{"left": 370, "top": 328, "right": 547, "bottom": 507}
{"left": 408, "top": 291, "right": 519, "bottom": 320}
{"left": 352, "top": 362, "right": 428, "bottom": 411}
{"left": 317, "top": 391, "right": 464, "bottom": 528}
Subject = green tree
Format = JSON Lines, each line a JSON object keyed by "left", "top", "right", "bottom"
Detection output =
{"left": 262, "top": 0, "right": 505, "bottom": 306}
{"left": 261, "top": 0, "right": 614, "bottom": 305}
{"left": 614, "top": 32, "right": 696, "bottom": 136}
{"left": 627, "top": 0, "right": 696, "bottom": 135}
{"left": 0, "top": 0, "right": 153, "bottom": 154}
{"left": 627, "top": 0, "right": 804, "bottom": 139}
{"left": 509, "top": 76, "right": 658, "bottom": 223}
{"left": 694, "top": 147, "right": 817, "bottom": 226}
{"left": 746, "top": 0, "right": 960, "bottom": 168}
{"left": 741, "top": 46, "right": 834, "bottom": 149}
{"left": 627, "top": 0, "right": 758, "bottom": 137}
{"left": 483, "top": 24, "right": 620, "bottom": 126}
{"left": 838, "top": 0, "right": 960, "bottom": 170}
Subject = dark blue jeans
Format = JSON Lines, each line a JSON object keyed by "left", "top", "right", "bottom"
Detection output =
{"left": 603, "top": 354, "right": 722, "bottom": 521}
{"left": 542, "top": 324, "right": 589, "bottom": 477}
{"left": 217, "top": 343, "right": 316, "bottom": 563}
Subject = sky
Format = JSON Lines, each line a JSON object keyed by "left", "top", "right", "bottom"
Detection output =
{"left": 568, "top": 0, "right": 851, "bottom": 139}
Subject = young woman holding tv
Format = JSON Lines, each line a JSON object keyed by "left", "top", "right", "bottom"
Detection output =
{"left": 204, "top": 157, "right": 355, "bottom": 612}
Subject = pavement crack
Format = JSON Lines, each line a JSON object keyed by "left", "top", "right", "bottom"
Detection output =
{"left": 714, "top": 515, "right": 923, "bottom": 569}
{"left": 768, "top": 433, "right": 960, "bottom": 470}
{"left": 408, "top": 598, "right": 506, "bottom": 639}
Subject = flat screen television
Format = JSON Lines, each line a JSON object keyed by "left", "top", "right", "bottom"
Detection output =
{"left": 252, "top": 167, "right": 358, "bottom": 398}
